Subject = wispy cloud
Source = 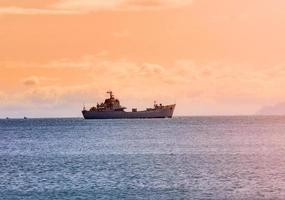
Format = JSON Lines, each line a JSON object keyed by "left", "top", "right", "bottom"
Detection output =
{"left": 2, "top": 55, "right": 285, "bottom": 116}
{"left": 3, "top": 55, "right": 280, "bottom": 103}
{"left": 53, "top": 0, "right": 193, "bottom": 11}
{"left": 0, "top": 0, "right": 192, "bottom": 15}
{"left": 0, "top": 7, "right": 79, "bottom": 15}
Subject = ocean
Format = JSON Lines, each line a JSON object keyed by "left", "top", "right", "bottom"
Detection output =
{"left": 1, "top": 116, "right": 285, "bottom": 199}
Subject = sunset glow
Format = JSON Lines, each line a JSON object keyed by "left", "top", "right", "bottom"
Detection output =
{"left": 1, "top": 0, "right": 285, "bottom": 117}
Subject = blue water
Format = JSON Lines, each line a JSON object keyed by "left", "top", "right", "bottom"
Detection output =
{"left": 1, "top": 117, "right": 285, "bottom": 199}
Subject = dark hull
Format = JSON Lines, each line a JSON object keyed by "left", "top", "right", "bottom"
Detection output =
{"left": 82, "top": 104, "right": 175, "bottom": 119}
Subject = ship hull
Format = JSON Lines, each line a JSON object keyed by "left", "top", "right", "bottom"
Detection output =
{"left": 82, "top": 104, "right": 175, "bottom": 119}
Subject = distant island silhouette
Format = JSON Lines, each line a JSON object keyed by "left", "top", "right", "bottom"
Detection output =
{"left": 256, "top": 102, "right": 285, "bottom": 115}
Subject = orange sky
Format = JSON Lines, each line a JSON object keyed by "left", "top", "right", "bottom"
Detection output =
{"left": 1, "top": 0, "right": 285, "bottom": 117}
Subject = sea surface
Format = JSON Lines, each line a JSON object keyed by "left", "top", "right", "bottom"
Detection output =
{"left": 1, "top": 116, "right": 285, "bottom": 200}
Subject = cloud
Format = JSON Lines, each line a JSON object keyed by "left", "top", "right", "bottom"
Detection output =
{"left": 0, "top": 0, "right": 192, "bottom": 15}
{"left": 2, "top": 55, "right": 285, "bottom": 116}
{"left": 52, "top": 0, "right": 192, "bottom": 12}
{"left": 0, "top": 7, "right": 79, "bottom": 15}
{"left": 21, "top": 76, "right": 40, "bottom": 86}
{"left": 5, "top": 56, "right": 278, "bottom": 102}
{"left": 6, "top": 56, "right": 285, "bottom": 100}
{"left": 1, "top": 56, "right": 196, "bottom": 112}
{"left": 20, "top": 76, "right": 58, "bottom": 87}
{"left": 139, "top": 63, "right": 165, "bottom": 75}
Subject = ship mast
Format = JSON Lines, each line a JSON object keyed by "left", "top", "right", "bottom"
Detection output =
{"left": 107, "top": 90, "right": 114, "bottom": 99}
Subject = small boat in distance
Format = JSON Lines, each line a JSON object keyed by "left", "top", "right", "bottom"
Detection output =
{"left": 24, "top": 117, "right": 28, "bottom": 120}
{"left": 82, "top": 91, "right": 175, "bottom": 119}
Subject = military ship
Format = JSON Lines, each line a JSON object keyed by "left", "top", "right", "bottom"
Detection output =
{"left": 82, "top": 91, "right": 175, "bottom": 119}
